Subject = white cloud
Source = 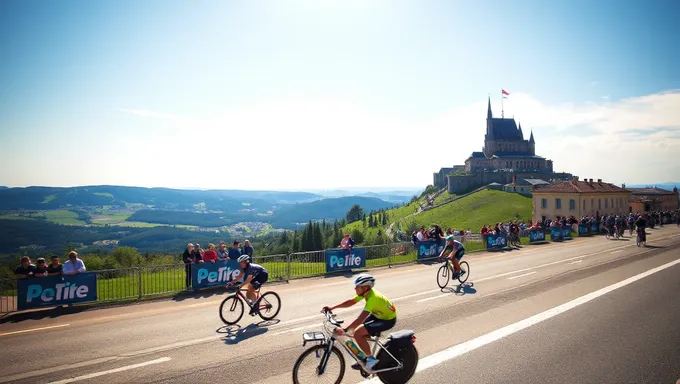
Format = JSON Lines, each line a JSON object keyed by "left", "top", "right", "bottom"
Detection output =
{"left": 590, "top": 81, "right": 600, "bottom": 87}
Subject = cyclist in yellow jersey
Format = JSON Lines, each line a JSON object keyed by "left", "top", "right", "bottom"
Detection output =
{"left": 322, "top": 273, "right": 396, "bottom": 371}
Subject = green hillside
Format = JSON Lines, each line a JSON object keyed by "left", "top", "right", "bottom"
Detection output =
{"left": 407, "top": 190, "right": 531, "bottom": 232}
{"left": 344, "top": 189, "right": 532, "bottom": 243}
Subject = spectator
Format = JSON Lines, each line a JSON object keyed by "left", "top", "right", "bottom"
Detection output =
{"left": 34, "top": 258, "right": 49, "bottom": 278}
{"left": 202, "top": 243, "right": 218, "bottom": 263}
{"left": 216, "top": 241, "right": 229, "bottom": 260}
{"left": 192, "top": 243, "right": 203, "bottom": 262}
{"left": 62, "top": 251, "right": 86, "bottom": 275}
{"left": 46, "top": 255, "right": 63, "bottom": 276}
{"left": 228, "top": 241, "right": 242, "bottom": 260}
{"left": 183, "top": 243, "right": 197, "bottom": 289}
{"left": 416, "top": 228, "right": 426, "bottom": 242}
{"left": 242, "top": 240, "right": 254, "bottom": 261}
{"left": 14, "top": 256, "right": 37, "bottom": 279}
{"left": 340, "top": 234, "right": 352, "bottom": 252}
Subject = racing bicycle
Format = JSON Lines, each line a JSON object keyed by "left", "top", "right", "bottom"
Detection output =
{"left": 292, "top": 309, "right": 418, "bottom": 384}
{"left": 219, "top": 286, "right": 281, "bottom": 325}
{"left": 436, "top": 257, "right": 470, "bottom": 289}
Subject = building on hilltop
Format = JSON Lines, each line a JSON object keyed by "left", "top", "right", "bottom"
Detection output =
{"left": 627, "top": 186, "right": 679, "bottom": 212}
{"left": 433, "top": 97, "right": 571, "bottom": 193}
{"left": 531, "top": 177, "right": 630, "bottom": 223}
{"left": 503, "top": 176, "right": 550, "bottom": 196}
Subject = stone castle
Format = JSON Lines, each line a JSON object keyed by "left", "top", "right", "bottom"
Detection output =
{"left": 433, "top": 97, "right": 572, "bottom": 194}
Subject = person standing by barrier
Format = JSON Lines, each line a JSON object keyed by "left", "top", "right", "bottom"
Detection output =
{"left": 242, "top": 240, "right": 254, "bottom": 262}
{"left": 202, "top": 244, "right": 218, "bottom": 263}
{"left": 228, "top": 241, "right": 242, "bottom": 261}
{"left": 62, "top": 251, "right": 86, "bottom": 275}
{"left": 47, "top": 255, "right": 63, "bottom": 276}
{"left": 14, "top": 256, "right": 36, "bottom": 279}
{"left": 217, "top": 241, "right": 229, "bottom": 260}
{"left": 183, "top": 243, "right": 197, "bottom": 289}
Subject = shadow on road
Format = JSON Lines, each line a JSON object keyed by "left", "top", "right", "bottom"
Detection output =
{"left": 220, "top": 320, "right": 274, "bottom": 344}
{"left": 172, "top": 289, "right": 225, "bottom": 302}
{"left": 441, "top": 283, "right": 477, "bottom": 296}
{"left": 0, "top": 305, "right": 90, "bottom": 324}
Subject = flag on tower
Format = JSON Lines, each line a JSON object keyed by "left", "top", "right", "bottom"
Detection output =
{"left": 502, "top": 89, "right": 510, "bottom": 97}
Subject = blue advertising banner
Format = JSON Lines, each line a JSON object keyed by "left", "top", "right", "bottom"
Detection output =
{"left": 17, "top": 273, "right": 97, "bottom": 310}
{"left": 578, "top": 224, "right": 590, "bottom": 236}
{"left": 562, "top": 226, "right": 572, "bottom": 239}
{"left": 550, "top": 227, "right": 563, "bottom": 242}
{"left": 485, "top": 233, "right": 508, "bottom": 249}
{"left": 529, "top": 229, "right": 546, "bottom": 243}
{"left": 191, "top": 259, "right": 243, "bottom": 289}
{"left": 417, "top": 240, "right": 446, "bottom": 259}
{"left": 326, "top": 248, "right": 367, "bottom": 272}
{"left": 590, "top": 223, "right": 599, "bottom": 234}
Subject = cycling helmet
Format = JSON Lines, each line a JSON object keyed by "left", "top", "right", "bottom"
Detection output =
{"left": 237, "top": 255, "right": 250, "bottom": 263}
{"left": 354, "top": 273, "right": 375, "bottom": 288}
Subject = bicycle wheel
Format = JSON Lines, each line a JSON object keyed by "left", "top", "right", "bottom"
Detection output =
{"left": 219, "top": 295, "right": 244, "bottom": 325}
{"left": 292, "top": 344, "right": 345, "bottom": 384}
{"left": 257, "top": 291, "right": 282, "bottom": 321}
{"left": 458, "top": 261, "right": 470, "bottom": 284}
{"left": 436, "top": 265, "right": 449, "bottom": 289}
{"left": 376, "top": 344, "right": 419, "bottom": 384}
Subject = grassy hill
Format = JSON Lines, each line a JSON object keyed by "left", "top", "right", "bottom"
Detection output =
{"left": 343, "top": 189, "right": 532, "bottom": 243}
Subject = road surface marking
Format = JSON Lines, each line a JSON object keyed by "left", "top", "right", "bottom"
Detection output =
{"left": 0, "top": 357, "right": 119, "bottom": 384}
{"left": 272, "top": 323, "right": 321, "bottom": 336}
{"left": 0, "top": 324, "right": 70, "bottom": 337}
{"left": 507, "top": 271, "right": 536, "bottom": 280}
{"left": 416, "top": 294, "right": 450, "bottom": 303}
{"left": 611, "top": 250, "right": 622, "bottom": 254}
{"left": 360, "top": 257, "right": 680, "bottom": 383}
{"left": 569, "top": 260, "right": 583, "bottom": 265}
{"left": 47, "top": 357, "right": 171, "bottom": 384}
{"left": 187, "top": 300, "right": 221, "bottom": 308}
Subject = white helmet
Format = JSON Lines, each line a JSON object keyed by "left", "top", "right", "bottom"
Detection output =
{"left": 354, "top": 273, "right": 375, "bottom": 288}
{"left": 237, "top": 255, "right": 250, "bottom": 263}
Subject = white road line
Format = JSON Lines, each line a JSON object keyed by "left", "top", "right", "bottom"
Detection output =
{"left": 569, "top": 260, "right": 583, "bottom": 265}
{"left": 47, "top": 357, "right": 171, "bottom": 384}
{"left": 416, "top": 294, "right": 449, "bottom": 303}
{"left": 360, "top": 257, "right": 680, "bottom": 383}
{"left": 0, "top": 324, "right": 70, "bottom": 337}
{"left": 507, "top": 271, "right": 536, "bottom": 280}
{"left": 272, "top": 323, "right": 321, "bottom": 336}
{"left": 611, "top": 250, "right": 622, "bottom": 254}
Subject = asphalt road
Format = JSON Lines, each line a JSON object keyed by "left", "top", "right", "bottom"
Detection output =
{"left": 1, "top": 226, "right": 679, "bottom": 384}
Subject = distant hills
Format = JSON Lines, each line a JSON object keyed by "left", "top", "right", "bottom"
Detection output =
{"left": 625, "top": 183, "right": 678, "bottom": 191}
{"left": 0, "top": 185, "right": 400, "bottom": 229}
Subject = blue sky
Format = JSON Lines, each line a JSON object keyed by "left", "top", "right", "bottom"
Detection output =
{"left": 1, "top": 0, "right": 679, "bottom": 190}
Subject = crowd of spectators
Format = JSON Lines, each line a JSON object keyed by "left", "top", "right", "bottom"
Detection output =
{"left": 181, "top": 240, "right": 254, "bottom": 288}
{"left": 13, "top": 251, "right": 86, "bottom": 279}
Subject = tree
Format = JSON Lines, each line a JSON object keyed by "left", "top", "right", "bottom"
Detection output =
{"left": 346, "top": 204, "right": 364, "bottom": 224}
{"left": 383, "top": 212, "right": 389, "bottom": 226}
{"left": 351, "top": 228, "right": 365, "bottom": 245}
{"left": 313, "top": 222, "right": 324, "bottom": 250}
{"left": 369, "top": 213, "right": 374, "bottom": 227}
{"left": 111, "top": 246, "right": 144, "bottom": 268}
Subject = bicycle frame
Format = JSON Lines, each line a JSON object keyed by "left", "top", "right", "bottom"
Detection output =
{"left": 303, "top": 312, "right": 404, "bottom": 375}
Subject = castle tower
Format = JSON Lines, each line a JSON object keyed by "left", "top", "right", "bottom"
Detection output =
{"left": 529, "top": 129, "right": 536, "bottom": 156}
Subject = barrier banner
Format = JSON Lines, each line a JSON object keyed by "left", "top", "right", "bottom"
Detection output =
{"left": 417, "top": 240, "right": 446, "bottom": 259}
{"left": 17, "top": 273, "right": 97, "bottom": 310}
{"left": 562, "top": 226, "right": 572, "bottom": 239}
{"left": 485, "top": 233, "right": 508, "bottom": 249}
{"left": 326, "top": 248, "right": 366, "bottom": 272}
{"left": 550, "top": 227, "right": 563, "bottom": 242}
{"left": 191, "top": 259, "right": 243, "bottom": 289}
{"left": 529, "top": 229, "right": 546, "bottom": 243}
{"left": 578, "top": 224, "right": 590, "bottom": 236}
{"left": 590, "top": 223, "right": 599, "bottom": 234}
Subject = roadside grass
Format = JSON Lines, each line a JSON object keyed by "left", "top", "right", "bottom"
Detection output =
{"left": 433, "top": 191, "right": 456, "bottom": 205}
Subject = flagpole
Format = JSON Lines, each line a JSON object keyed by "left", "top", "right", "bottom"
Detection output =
{"left": 501, "top": 89, "right": 504, "bottom": 118}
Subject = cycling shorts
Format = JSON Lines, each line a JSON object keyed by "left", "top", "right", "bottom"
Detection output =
{"left": 250, "top": 271, "right": 268, "bottom": 289}
{"left": 453, "top": 248, "right": 465, "bottom": 261}
{"left": 363, "top": 314, "right": 396, "bottom": 337}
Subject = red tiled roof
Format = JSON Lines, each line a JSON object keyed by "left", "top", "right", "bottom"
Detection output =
{"left": 627, "top": 187, "right": 676, "bottom": 195}
{"left": 533, "top": 180, "right": 629, "bottom": 194}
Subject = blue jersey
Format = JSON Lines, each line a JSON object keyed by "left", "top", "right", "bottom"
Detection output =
{"left": 244, "top": 263, "right": 267, "bottom": 279}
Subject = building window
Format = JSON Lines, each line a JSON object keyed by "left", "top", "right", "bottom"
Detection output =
{"left": 583, "top": 200, "right": 586, "bottom": 210}
{"left": 599, "top": 199, "right": 601, "bottom": 209}
{"left": 605, "top": 199, "right": 608, "bottom": 209}
{"left": 541, "top": 198, "right": 547, "bottom": 209}
{"left": 556, "top": 198, "right": 562, "bottom": 209}
{"left": 570, "top": 199, "right": 576, "bottom": 210}
{"left": 591, "top": 199, "right": 594, "bottom": 208}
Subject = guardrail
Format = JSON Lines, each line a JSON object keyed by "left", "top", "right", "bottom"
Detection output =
{"left": 0, "top": 226, "right": 618, "bottom": 315}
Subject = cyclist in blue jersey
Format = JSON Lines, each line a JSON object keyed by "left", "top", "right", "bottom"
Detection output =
{"left": 440, "top": 235, "right": 466, "bottom": 278}
{"left": 226, "top": 254, "right": 269, "bottom": 315}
